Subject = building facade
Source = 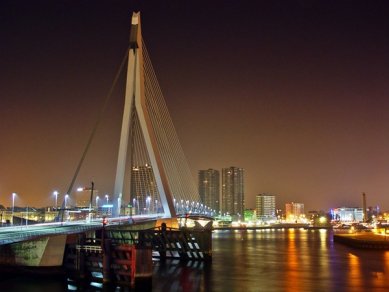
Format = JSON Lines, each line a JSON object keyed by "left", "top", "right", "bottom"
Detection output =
{"left": 130, "top": 164, "right": 159, "bottom": 214}
{"left": 198, "top": 169, "right": 220, "bottom": 213}
{"left": 221, "top": 167, "right": 244, "bottom": 219}
{"left": 256, "top": 193, "right": 276, "bottom": 221}
{"left": 285, "top": 202, "right": 305, "bottom": 222}
{"left": 331, "top": 207, "right": 364, "bottom": 223}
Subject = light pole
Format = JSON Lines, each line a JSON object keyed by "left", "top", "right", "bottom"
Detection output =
{"left": 89, "top": 182, "right": 94, "bottom": 221}
{"left": 96, "top": 196, "right": 100, "bottom": 208}
{"left": 146, "top": 196, "right": 151, "bottom": 214}
{"left": 133, "top": 198, "right": 136, "bottom": 215}
{"left": 53, "top": 191, "right": 59, "bottom": 209}
{"left": 105, "top": 194, "right": 109, "bottom": 204}
{"left": 12, "top": 193, "right": 16, "bottom": 225}
{"left": 117, "top": 197, "right": 121, "bottom": 217}
{"left": 65, "top": 194, "right": 69, "bottom": 209}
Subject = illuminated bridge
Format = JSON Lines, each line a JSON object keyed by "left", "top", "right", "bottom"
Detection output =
{"left": 0, "top": 13, "right": 214, "bottom": 263}
{"left": 47, "top": 11, "right": 215, "bottom": 224}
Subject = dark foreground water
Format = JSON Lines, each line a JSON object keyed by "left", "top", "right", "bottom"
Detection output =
{"left": 1, "top": 229, "right": 389, "bottom": 291}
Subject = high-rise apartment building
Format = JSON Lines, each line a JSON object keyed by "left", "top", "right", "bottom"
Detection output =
{"left": 130, "top": 164, "right": 158, "bottom": 214}
{"left": 222, "top": 167, "right": 244, "bottom": 219}
{"left": 285, "top": 202, "right": 305, "bottom": 222}
{"left": 198, "top": 169, "right": 220, "bottom": 213}
{"left": 256, "top": 193, "right": 276, "bottom": 221}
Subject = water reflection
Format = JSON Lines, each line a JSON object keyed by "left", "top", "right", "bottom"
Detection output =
{"left": 345, "top": 249, "right": 389, "bottom": 291}
{"left": 348, "top": 253, "right": 362, "bottom": 289}
{"left": 210, "top": 229, "right": 389, "bottom": 292}
{"left": 285, "top": 229, "right": 301, "bottom": 292}
{"left": 2, "top": 230, "right": 389, "bottom": 291}
{"left": 152, "top": 260, "right": 206, "bottom": 292}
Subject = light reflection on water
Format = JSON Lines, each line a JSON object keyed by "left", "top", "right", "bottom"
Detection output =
{"left": 153, "top": 229, "right": 389, "bottom": 292}
{"left": 1, "top": 229, "right": 389, "bottom": 291}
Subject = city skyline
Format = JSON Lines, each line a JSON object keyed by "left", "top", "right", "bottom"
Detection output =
{"left": 1, "top": 1, "right": 389, "bottom": 211}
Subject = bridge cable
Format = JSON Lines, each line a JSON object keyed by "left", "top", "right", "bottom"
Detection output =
{"left": 141, "top": 41, "right": 201, "bottom": 210}
{"left": 144, "top": 42, "right": 200, "bottom": 205}
{"left": 143, "top": 42, "right": 194, "bottom": 207}
{"left": 59, "top": 46, "right": 131, "bottom": 222}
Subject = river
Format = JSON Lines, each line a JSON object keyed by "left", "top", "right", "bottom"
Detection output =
{"left": 1, "top": 229, "right": 389, "bottom": 291}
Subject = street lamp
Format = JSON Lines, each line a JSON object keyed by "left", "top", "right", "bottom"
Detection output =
{"left": 53, "top": 191, "right": 59, "bottom": 209}
{"left": 146, "top": 196, "right": 151, "bottom": 214}
{"left": 65, "top": 194, "right": 69, "bottom": 208}
{"left": 132, "top": 198, "right": 137, "bottom": 215}
{"left": 115, "top": 197, "right": 120, "bottom": 217}
{"left": 12, "top": 192, "right": 16, "bottom": 225}
{"left": 96, "top": 196, "right": 100, "bottom": 208}
{"left": 105, "top": 194, "right": 109, "bottom": 204}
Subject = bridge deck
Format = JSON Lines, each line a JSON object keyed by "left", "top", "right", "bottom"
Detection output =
{"left": 0, "top": 215, "right": 162, "bottom": 245}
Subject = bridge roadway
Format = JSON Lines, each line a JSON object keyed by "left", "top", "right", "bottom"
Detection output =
{"left": 0, "top": 215, "right": 161, "bottom": 246}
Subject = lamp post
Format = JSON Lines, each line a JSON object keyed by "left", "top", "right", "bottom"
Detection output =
{"left": 53, "top": 191, "right": 59, "bottom": 209}
{"left": 117, "top": 197, "right": 121, "bottom": 217}
{"left": 64, "top": 194, "right": 69, "bottom": 222}
{"left": 89, "top": 182, "right": 94, "bottom": 220}
{"left": 146, "top": 196, "right": 151, "bottom": 214}
{"left": 87, "top": 182, "right": 94, "bottom": 222}
{"left": 105, "top": 194, "right": 109, "bottom": 204}
{"left": 12, "top": 192, "right": 16, "bottom": 225}
{"left": 65, "top": 194, "right": 69, "bottom": 209}
{"left": 96, "top": 196, "right": 100, "bottom": 208}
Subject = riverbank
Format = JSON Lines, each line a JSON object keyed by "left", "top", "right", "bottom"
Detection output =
{"left": 213, "top": 223, "right": 330, "bottom": 230}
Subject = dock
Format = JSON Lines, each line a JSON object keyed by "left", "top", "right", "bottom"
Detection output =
{"left": 333, "top": 232, "right": 389, "bottom": 249}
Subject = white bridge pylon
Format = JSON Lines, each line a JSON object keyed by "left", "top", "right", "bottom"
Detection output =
{"left": 113, "top": 12, "right": 200, "bottom": 218}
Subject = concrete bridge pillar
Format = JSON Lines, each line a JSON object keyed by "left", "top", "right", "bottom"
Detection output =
{"left": 102, "top": 238, "right": 112, "bottom": 283}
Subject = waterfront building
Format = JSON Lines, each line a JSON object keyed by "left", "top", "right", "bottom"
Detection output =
{"left": 130, "top": 164, "right": 158, "bottom": 214}
{"left": 285, "top": 202, "right": 305, "bottom": 222}
{"left": 221, "top": 166, "right": 244, "bottom": 220}
{"left": 367, "top": 206, "right": 380, "bottom": 222}
{"left": 198, "top": 169, "right": 220, "bottom": 213}
{"left": 256, "top": 193, "right": 276, "bottom": 222}
{"left": 244, "top": 209, "right": 256, "bottom": 222}
{"left": 1, "top": 207, "right": 59, "bottom": 225}
{"left": 331, "top": 207, "right": 364, "bottom": 223}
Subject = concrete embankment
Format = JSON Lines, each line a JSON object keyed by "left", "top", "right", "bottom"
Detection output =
{"left": 333, "top": 232, "right": 389, "bottom": 249}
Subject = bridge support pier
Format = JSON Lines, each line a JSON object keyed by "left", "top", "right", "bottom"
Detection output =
{"left": 63, "top": 233, "right": 152, "bottom": 289}
{"left": 102, "top": 239, "right": 112, "bottom": 283}
{"left": 76, "top": 234, "right": 86, "bottom": 279}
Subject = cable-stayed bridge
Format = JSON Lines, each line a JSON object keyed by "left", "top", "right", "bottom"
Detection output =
{"left": 113, "top": 11, "right": 213, "bottom": 219}
{"left": 0, "top": 15, "right": 214, "bottom": 281}
{"left": 43, "top": 11, "right": 214, "bottom": 225}
{"left": 0, "top": 12, "right": 214, "bottom": 248}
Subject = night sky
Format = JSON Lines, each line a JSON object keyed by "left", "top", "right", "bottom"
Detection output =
{"left": 1, "top": 1, "right": 389, "bottom": 212}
